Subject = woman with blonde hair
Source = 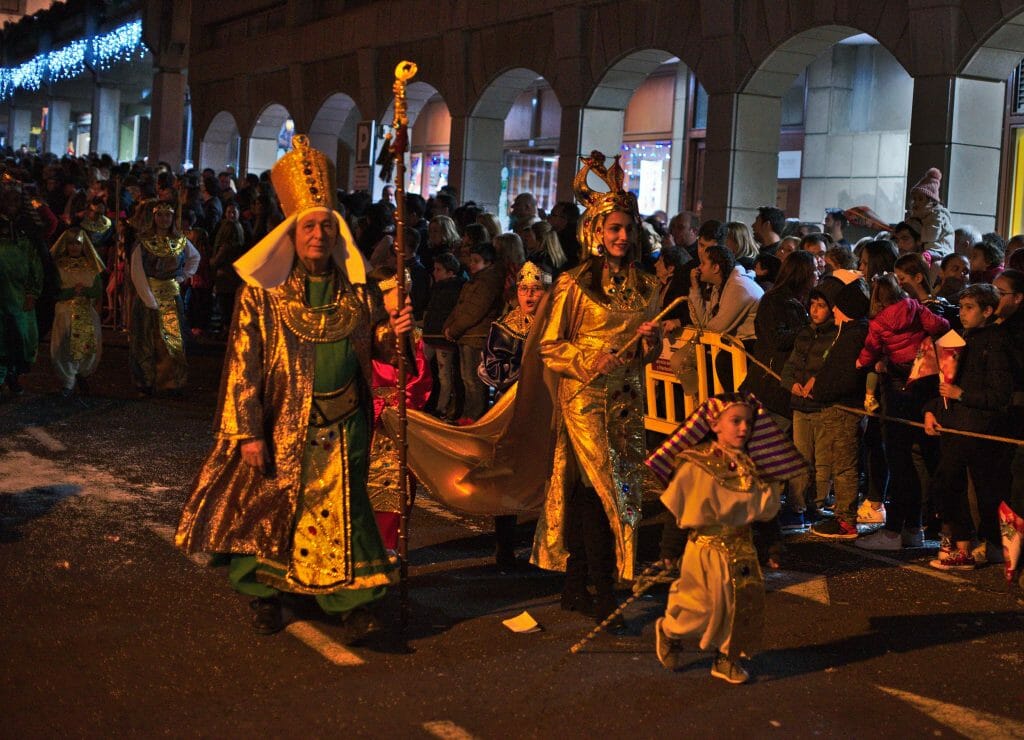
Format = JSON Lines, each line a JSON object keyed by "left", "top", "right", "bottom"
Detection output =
{"left": 725, "top": 221, "right": 760, "bottom": 268}
{"left": 476, "top": 212, "right": 501, "bottom": 243}
{"left": 494, "top": 232, "right": 527, "bottom": 304}
{"left": 525, "top": 219, "right": 568, "bottom": 277}
{"left": 428, "top": 214, "right": 461, "bottom": 262}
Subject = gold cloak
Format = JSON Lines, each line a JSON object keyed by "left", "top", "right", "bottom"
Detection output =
{"left": 175, "top": 266, "right": 389, "bottom": 558}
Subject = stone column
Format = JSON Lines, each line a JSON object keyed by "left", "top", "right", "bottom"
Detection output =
{"left": 665, "top": 66, "right": 690, "bottom": 216}
{"left": 9, "top": 107, "right": 33, "bottom": 150}
{"left": 554, "top": 105, "right": 626, "bottom": 204}
{"left": 90, "top": 85, "right": 121, "bottom": 157}
{"left": 908, "top": 75, "right": 1004, "bottom": 233}
{"left": 452, "top": 113, "right": 505, "bottom": 215}
{"left": 46, "top": 100, "right": 71, "bottom": 156}
{"left": 148, "top": 69, "right": 186, "bottom": 166}
{"left": 701, "top": 91, "right": 782, "bottom": 224}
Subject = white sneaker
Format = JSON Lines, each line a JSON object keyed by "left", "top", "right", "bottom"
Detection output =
{"left": 855, "top": 528, "right": 901, "bottom": 551}
{"left": 857, "top": 500, "right": 886, "bottom": 524}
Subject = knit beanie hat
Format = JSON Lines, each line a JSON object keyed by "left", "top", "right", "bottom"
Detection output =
{"left": 810, "top": 275, "right": 843, "bottom": 308}
{"left": 834, "top": 277, "right": 870, "bottom": 319}
{"left": 911, "top": 168, "right": 943, "bottom": 205}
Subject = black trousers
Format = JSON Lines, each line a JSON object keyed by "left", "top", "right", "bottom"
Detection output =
{"left": 564, "top": 481, "right": 616, "bottom": 597}
{"left": 933, "top": 435, "right": 1012, "bottom": 544}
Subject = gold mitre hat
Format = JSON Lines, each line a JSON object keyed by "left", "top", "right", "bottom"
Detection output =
{"left": 271, "top": 134, "right": 336, "bottom": 218}
{"left": 574, "top": 150, "right": 640, "bottom": 257}
{"left": 516, "top": 261, "right": 552, "bottom": 287}
{"left": 233, "top": 133, "right": 368, "bottom": 289}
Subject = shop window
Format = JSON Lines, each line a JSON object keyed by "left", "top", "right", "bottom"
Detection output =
{"left": 621, "top": 141, "right": 671, "bottom": 215}
{"left": 504, "top": 150, "right": 558, "bottom": 214}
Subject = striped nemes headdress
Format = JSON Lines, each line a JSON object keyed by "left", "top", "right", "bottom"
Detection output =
{"left": 645, "top": 392, "right": 808, "bottom": 485}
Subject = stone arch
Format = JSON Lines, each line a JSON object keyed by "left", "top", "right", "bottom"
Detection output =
{"left": 460, "top": 67, "right": 560, "bottom": 217}
{"left": 955, "top": 4, "right": 1024, "bottom": 232}
{"left": 708, "top": 27, "right": 914, "bottom": 225}
{"left": 199, "top": 111, "right": 241, "bottom": 173}
{"left": 583, "top": 49, "right": 688, "bottom": 216}
{"left": 246, "top": 102, "right": 293, "bottom": 175}
{"left": 378, "top": 81, "right": 451, "bottom": 200}
{"left": 309, "top": 93, "right": 361, "bottom": 189}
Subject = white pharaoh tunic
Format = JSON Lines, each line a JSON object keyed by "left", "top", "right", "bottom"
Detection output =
{"left": 660, "top": 441, "right": 781, "bottom": 658}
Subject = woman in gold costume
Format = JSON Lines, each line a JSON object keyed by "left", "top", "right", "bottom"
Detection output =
{"left": 530, "top": 152, "right": 662, "bottom": 628}
{"left": 50, "top": 228, "right": 104, "bottom": 397}
{"left": 176, "top": 135, "right": 412, "bottom": 637}
{"left": 128, "top": 201, "right": 199, "bottom": 395}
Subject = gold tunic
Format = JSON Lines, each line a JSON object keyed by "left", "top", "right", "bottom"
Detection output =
{"left": 530, "top": 262, "right": 660, "bottom": 581}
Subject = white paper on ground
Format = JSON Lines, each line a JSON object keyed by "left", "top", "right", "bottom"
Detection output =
{"left": 502, "top": 611, "right": 541, "bottom": 633}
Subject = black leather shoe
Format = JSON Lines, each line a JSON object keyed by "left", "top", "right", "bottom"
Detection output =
{"left": 340, "top": 607, "right": 381, "bottom": 645}
{"left": 250, "top": 596, "right": 283, "bottom": 635}
{"left": 594, "top": 595, "right": 627, "bottom": 634}
{"left": 560, "top": 590, "right": 595, "bottom": 617}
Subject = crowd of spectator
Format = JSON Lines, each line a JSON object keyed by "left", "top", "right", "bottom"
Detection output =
{"left": 0, "top": 149, "right": 1021, "bottom": 583}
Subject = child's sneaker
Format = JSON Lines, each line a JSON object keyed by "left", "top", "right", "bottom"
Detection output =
{"left": 856, "top": 528, "right": 901, "bottom": 551}
{"left": 857, "top": 500, "right": 886, "bottom": 524}
{"left": 864, "top": 393, "right": 880, "bottom": 413}
{"left": 929, "top": 550, "right": 976, "bottom": 570}
{"left": 710, "top": 653, "right": 749, "bottom": 684}
{"left": 654, "top": 617, "right": 680, "bottom": 670}
{"left": 810, "top": 518, "right": 858, "bottom": 540}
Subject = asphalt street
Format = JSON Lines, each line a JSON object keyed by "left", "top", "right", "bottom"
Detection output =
{"left": 2, "top": 333, "right": 1023, "bottom": 738}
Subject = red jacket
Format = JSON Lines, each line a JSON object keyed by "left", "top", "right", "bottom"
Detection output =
{"left": 858, "top": 297, "right": 950, "bottom": 368}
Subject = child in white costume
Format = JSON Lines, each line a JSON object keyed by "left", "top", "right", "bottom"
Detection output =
{"left": 646, "top": 393, "right": 807, "bottom": 684}
{"left": 50, "top": 228, "right": 105, "bottom": 396}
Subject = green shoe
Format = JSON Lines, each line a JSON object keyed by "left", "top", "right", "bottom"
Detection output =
{"left": 711, "top": 653, "right": 749, "bottom": 684}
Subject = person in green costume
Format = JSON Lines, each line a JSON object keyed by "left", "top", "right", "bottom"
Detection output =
{"left": 0, "top": 185, "right": 43, "bottom": 396}
{"left": 176, "top": 135, "right": 413, "bottom": 636}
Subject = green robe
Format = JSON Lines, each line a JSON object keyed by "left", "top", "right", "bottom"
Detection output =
{"left": 228, "top": 275, "right": 393, "bottom": 613}
{"left": 0, "top": 223, "right": 43, "bottom": 380}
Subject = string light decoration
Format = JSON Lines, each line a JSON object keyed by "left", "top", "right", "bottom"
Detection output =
{"left": 0, "top": 19, "right": 148, "bottom": 101}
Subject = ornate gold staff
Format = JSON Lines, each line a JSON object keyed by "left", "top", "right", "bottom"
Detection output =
{"left": 391, "top": 59, "right": 418, "bottom": 631}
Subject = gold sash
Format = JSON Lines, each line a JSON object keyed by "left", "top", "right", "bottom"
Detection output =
{"left": 147, "top": 276, "right": 184, "bottom": 360}
{"left": 69, "top": 296, "right": 96, "bottom": 361}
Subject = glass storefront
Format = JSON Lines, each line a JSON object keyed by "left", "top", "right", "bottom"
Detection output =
{"left": 621, "top": 140, "right": 672, "bottom": 216}
{"left": 504, "top": 149, "right": 558, "bottom": 215}
{"left": 409, "top": 150, "right": 449, "bottom": 198}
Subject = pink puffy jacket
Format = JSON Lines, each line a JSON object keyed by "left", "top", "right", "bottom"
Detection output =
{"left": 858, "top": 297, "right": 950, "bottom": 368}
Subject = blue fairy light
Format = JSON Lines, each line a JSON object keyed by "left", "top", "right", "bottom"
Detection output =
{"left": 0, "top": 19, "right": 148, "bottom": 101}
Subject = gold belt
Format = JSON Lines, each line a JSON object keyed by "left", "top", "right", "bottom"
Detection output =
{"left": 689, "top": 525, "right": 753, "bottom": 554}
{"left": 147, "top": 276, "right": 180, "bottom": 300}
{"left": 310, "top": 377, "right": 360, "bottom": 427}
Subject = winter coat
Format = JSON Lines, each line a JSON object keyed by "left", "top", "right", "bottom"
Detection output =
{"left": 781, "top": 318, "right": 838, "bottom": 412}
{"left": 422, "top": 274, "right": 466, "bottom": 349}
{"left": 858, "top": 297, "right": 949, "bottom": 369}
{"left": 443, "top": 263, "right": 506, "bottom": 349}
{"left": 906, "top": 202, "right": 954, "bottom": 262}
{"left": 739, "top": 288, "right": 809, "bottom": 416}
{"left": 811, "top": 318, "right": 869, "bottom": 407}
{"left": 688, "top": 265, "right": 763, "bottom": 340}
{"left": 924, "top": 321, "right": 1013, "bottom": 434}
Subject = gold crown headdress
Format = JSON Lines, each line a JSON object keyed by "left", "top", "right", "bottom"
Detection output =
{"left": 271, "top": 134, "right": 335, "bottom": 218}
{"left": 516, "top": 261, "right": 552, "bottom": 288}
{"left": 152, "top": 201, "right": 175, "bottom": 213}
{"left": 573, "top": 150, "right": 640, "bottom": 257}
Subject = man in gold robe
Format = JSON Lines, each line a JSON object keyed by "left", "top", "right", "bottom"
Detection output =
{"left": 176, "top": 135, "right": 413, "bottom": 636}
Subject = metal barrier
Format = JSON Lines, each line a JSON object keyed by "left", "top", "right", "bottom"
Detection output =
{"left": 643, "top": 329, "right": 749, "bottom": 434}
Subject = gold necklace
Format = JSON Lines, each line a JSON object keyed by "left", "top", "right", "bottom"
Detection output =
{"left": 141, "top": 235, "right": 185, "bottom": 257}
{"left": 274, "top": 264, "right": 366, "bottom": 343}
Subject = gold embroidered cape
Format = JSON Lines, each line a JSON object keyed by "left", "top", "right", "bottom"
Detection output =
{"left": 175, "top": 263, "right": 390, "bottom": 559}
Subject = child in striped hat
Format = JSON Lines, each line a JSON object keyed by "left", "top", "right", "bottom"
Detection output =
{"left": 647, "top": 392, "right": 807, "bottom": 684}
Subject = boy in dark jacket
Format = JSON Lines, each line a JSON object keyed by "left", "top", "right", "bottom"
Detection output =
{"left": 925, "top": 284, "right": 1014, "bottom": 570}
{"left": 444, "top": 243, "right": 505, "bottom": 420}
{"left": 422, "top": 251, "right": 466, "bottom": 419}
{"left": 783, "top": 273, "right": 871, "bottom": 537}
